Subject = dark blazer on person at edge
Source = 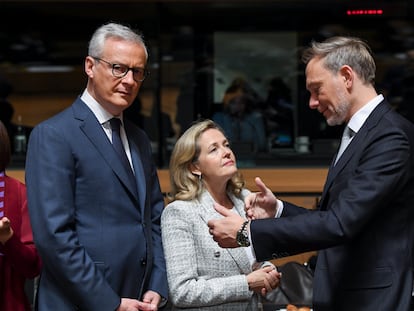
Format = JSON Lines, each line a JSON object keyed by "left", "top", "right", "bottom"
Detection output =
{"left": 251, "top": 43, "right": 414, "bottom": 310}
{"left": 25, "top": 22, "right": 167, "bottom": 311}
{"left": 256, "top": 100, "right": 414, "bottom": 310}
{"left": 209, "top": 36, "right": 414, "bottom": 311}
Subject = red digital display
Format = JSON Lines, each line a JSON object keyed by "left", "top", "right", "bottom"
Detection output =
{"left": 347, "top": 9, "right": 384, "bottom": 15}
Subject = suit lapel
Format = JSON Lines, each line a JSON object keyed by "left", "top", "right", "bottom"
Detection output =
{"left": 125, "top": 121, "right": 146, "bottom": 212}
{"left": 73, "top": 100, "right": 139, "bottom": 201}
{"left": 319, "top": 100, "right": 391, "bottom": 209}
{"left": 198, "top": 191, "right": 252, "bottom": 274}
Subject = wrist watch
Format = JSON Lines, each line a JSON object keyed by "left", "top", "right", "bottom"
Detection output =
{"left": 236, "top": 220, "right": 251, "bottom": 247}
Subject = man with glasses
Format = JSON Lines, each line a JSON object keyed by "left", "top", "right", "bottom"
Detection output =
{"left": 91, "top": 57, "right": 150, "bottom": 83}
{"left": 25, "top": 22, "right": 168, "bottom": 311}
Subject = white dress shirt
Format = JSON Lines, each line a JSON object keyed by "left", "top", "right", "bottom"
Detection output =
{"left": 80, "top": 89, "right": 134, "bottom": 169}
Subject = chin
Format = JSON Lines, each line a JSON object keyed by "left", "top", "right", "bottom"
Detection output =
{"left": 228, "top": 166, "right": 238, "bottom": 175}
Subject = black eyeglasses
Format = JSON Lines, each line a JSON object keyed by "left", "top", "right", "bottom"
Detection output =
{"left": 92, "top": 57, "right": 150, "bottom": 82}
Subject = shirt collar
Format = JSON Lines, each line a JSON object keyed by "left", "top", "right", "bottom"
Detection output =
{"left": 347, "top": 94, "right": 384, "bottom": 134}
{"left": 80, "top": 89, "right": 123, "bottom": 125}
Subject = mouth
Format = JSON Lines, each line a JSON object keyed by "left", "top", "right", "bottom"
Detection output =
{"left": 223, "top": 160, "right": 234, "bottom": 166}
{"left": 320, "top": 108, "right": 330, "bottom": 118}
{"left": 118, "top": 90, "right": 131, "bottom": 96}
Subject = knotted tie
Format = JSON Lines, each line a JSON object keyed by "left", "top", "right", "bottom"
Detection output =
{"left": 334, "top": 126, "right": 355, "bottom": 165}
{"left": 109, "top": 118, "right": 135, "bottom": 179}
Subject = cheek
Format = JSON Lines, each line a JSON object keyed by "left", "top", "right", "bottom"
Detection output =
{"left": 99, "top": 80, "right": 115, "bottom": 97}
{"left": 319, "top": 85, "right": 338, "bottom": 105}
{"left": 205, "top": 156, "right": 221, "bottom": 169}
{"left": 133, "top": 84, "right": 142, "bottom": 96}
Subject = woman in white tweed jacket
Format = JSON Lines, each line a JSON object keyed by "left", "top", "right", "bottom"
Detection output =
{"left": 161, "top": 119, "right": 280, "bottom": 310}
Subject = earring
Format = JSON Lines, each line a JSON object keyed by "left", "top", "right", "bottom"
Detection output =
{"left": 198, "top": 174, "right": 202, "bottom": 181}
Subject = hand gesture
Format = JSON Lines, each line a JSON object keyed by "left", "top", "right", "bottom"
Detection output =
{"left": 0, "top": 217, "right": 13, "bottom": 244}
{"left": 207, "top": 202, "right": 245, "bottom": 248}
{"left": 245, "top": 177, "right": 278, "bottom": 220}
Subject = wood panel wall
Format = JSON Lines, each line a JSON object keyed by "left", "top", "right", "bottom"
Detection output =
{"left": 8, "top": 167, "right": 327, "bottom": 265}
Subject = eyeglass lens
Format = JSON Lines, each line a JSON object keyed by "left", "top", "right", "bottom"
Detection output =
{"left": 112, "top": 64, "right": 148, "bottom": 81}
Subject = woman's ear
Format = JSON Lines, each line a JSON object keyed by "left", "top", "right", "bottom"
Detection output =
{"left": 189, "top": 163, "right": 201, "bottom": 177}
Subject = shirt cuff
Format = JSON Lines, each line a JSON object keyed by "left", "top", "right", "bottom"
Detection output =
{"left": 275, "top": 199, "right": 284, "bottom": 218}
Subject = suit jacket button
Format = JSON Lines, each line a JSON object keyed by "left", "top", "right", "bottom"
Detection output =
{"left": 214, "top": 251, "right": 221, "bottom": 258}
{"left": 141, "top": 258, "right": 147, "bottom": 265}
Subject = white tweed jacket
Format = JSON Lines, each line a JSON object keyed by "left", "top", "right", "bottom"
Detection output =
{"left": 161, "top": 189, "right": 260, "bottom": 310}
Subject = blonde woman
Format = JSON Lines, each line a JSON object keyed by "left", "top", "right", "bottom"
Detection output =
{"left": 161, "top": 119, "right": 280, "bottom": 310}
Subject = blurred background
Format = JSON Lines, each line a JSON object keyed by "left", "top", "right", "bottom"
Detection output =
{"left": 1, "top": 0, "right": 413, "bottom": 168}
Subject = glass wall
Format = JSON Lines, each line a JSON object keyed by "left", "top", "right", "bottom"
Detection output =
{"left": 1, "top": 1, "right": 413, "bottom": 168}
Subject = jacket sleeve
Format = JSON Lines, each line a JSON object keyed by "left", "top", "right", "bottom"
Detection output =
{"left": 1, "top": 177, "right": 42, "bottom": 278}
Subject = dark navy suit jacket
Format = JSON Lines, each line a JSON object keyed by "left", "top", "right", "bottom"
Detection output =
{"left": 252, "top": 100, "right": 414, "bottom": 310}
{"left": 26, "top": 98, "right": 168, "bottom": 310}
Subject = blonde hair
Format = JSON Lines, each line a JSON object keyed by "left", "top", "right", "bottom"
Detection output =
{"left": 167, "top": 119, "right": 244, "bottom": 202}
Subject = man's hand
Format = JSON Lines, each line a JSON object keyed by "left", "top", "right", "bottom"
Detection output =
{"left": 117, "top": 292, "right": 160, "bottom": 311}
{"left": 245, "top": 177, "right": 278, "bottom": 220}
{"left": 139, "top": 290, "right": 161, "bottom": 311}
{"left": 116, "top": 298, "right": 142, "bottom": 311}
{"left": 0, "top": 217, "right": 13, "bottom": 244}
{"left": 207, "top": 203, "right": 245, "bottom": 248}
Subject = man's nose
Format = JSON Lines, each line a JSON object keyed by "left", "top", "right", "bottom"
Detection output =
{"left": 309, "top": 96, "right": 319, "bottom": 109}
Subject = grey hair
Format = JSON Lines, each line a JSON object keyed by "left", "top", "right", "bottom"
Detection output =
{"left": 88, "top": 22, "right": 148, "bottom": 60}
{"left": 302, "top": 36, "right": 376, "bottom": 86}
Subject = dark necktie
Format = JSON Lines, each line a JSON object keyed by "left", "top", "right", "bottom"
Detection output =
{"left": 109, "top": 118, "right": 136, "bottom": 181}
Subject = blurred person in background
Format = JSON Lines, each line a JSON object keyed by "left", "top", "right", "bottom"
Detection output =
{"left": 0, "top": 120, "right": 41, "bottom": 311}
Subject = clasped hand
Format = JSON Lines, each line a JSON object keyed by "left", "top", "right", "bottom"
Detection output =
{"left": 117, "top": 290, "right": 161, "bottom": 311}
{"left": 247, "top": 265, "right": 281, "bottom": 296}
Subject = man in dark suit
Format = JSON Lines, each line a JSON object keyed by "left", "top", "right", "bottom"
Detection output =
{"left": 208, "top": 36, "right": 414, "bottom": 310}
{"left": 25, "top": 22, "right": 168, "bottom": 311}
